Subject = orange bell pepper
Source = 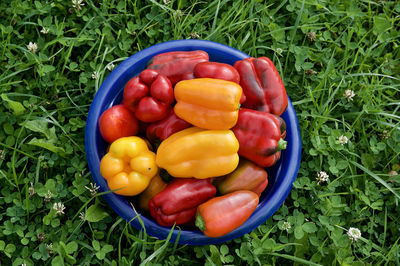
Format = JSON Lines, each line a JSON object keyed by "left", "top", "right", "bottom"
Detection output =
{"left": 174, "top": 78, "right": 242, "bottom": 130}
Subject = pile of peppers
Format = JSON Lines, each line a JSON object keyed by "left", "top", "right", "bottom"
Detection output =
{"left": 97, "top": 50, "right": 289, "bottom": 238}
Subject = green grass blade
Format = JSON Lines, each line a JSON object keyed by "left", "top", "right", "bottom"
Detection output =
{"left": 351, "top": 161, "right": 400, "bottom": 200}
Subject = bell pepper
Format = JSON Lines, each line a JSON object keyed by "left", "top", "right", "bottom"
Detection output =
{"left": 149, "top": 178, "right": 216, "bottom": 226}
{"left": 137, "top": 175, "right": 168, "bottom": 211}
{"left": 174, "top": 78, "right": 242, "bottom": 130}
{"left": 234, "top": 57, "right": 288, "bottom": 116}
{"left": 232, "top": 108, "right": 287, "bottom": 167}
{"left": 194, "top": 62, "right": 246, "bottom": 104}
{"left": 123, "top": 69, "right": 174, "bottom": 123}
{"left": 156, "top": 127, "right": 239, "bottom": 179}
{"left": 147, "top": 50, "right": 209, "bottom": 85}
{"left": 195, "top": 190, "right": 259, "bottom": 237}
{"left": 214, "top": 159, "right": 268, "bottom": 196}
{"left": 100, "top": 136, "right": 158, "bottom": 196}
{"left": 146, "top": 110, "right": 192, "bottom": 145}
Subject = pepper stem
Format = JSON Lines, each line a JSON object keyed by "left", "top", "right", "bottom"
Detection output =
{"left": 277, "top": 138, "right": 287, "bottom": 151}
{"left": 195, "top": 213, "right": 206, "bottom": 231}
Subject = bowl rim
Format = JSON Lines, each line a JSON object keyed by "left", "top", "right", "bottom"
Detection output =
{"left": 85, "top": 39, "right": 302, "bottom": 245}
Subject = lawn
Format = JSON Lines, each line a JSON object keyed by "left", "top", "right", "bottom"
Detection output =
{"left": 0, "top": 0, "right": 399, "bottom": 265}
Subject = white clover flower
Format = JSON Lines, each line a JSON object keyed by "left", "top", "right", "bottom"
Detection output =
{"left": 380, "top": 130, "right": 390, "bottom": 140}
{"left": 28, "top": 182, "right": 36, "bottom": 197}
{"left": 85, "top": 182, "right": 100, "bottom": 196}
{"left": 91, "top": 71, "right": 99, "bottom": 80}
{"left": 53, "top": 202, "right": 66, "bottom": 216}
{"left": 79, "top": 211, "right": 86, "bottom": 221}
{"left": 173, "top": 10, "right": 183, "bottom": 18}
{"left": 40, "top": 27, "right": 50, "bottom": 34}
{"left": 282, "top": 221, "right": 291, "bottom": 231}
{"left": 317, "top": 171, "right": 329, "bottom": 184}
{"left": 72, "top": 0, "right": 85, "bottom": 10}
{"left": 37, "top": 232, "right": 46, "bottom": 242}
{"left": 338, "top": 135, "right": 348, "bottom": 145}
{"left": 347, "top": 227, "right": 361, "bottom": 242}
{"left": 46, "top": 243, "right": 53, "bottom": 254}
{"left": 344, "top": 89, "right": 355, "bottom": 101}
{"left": 189, "top": 32, "right": 200, "bottom": 39}
{"left": 106, "top": 63, "right": 115, "bottom": 71}
{"left": 306, "top": 31, "right": 316, "bottom": 42}
{"left": 27, "top": 42, "right": 38, "bottom": 53}
{"left": 44, "top": 190, "right": 54, "bottom": 202}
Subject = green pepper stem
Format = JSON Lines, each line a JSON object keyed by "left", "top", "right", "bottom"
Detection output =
{"left": 195, "top": 213, "right": 206, "bottom": 231}
{"left": 278, "top": 138, "right": 287, "bottom": 151}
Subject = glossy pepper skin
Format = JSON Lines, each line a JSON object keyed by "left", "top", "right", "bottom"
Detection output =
{"left": 194, "top": 62, "right": 246, "bottom": 104}
{"left": 174, "top": 78, "right": 242, "bottom": 130}
{"left": 100, "top": 136, "right": 158, "bottom": 196}
{"left": 215, "top": 159, "right": 268, "bottom": 196}
{"left": 146, "top": 110, "right": 192, "bottom": 144}
{"left": 123, "top": 69, "right": 174, "bottom": 123}
{"left": 147, "top": 51, "right": 209, "bottom": 85}
{"left": 232, "top": 108, "right": 287, "bottom": 167}
{"left": 234, "top": 57, "right": 288, "bottom": 116}
{"left": 138, "top": 175, "right": 168, "bottom": 211}
{"left": 193, "top": 62, "right": 240, "bottom": 84}
{"left": 156, "top": 127, "right": 239, "bottom": 179}
{"left": 195, "top": 190, "right": 259, "bottom": 237}
{"left": 149, "top": 178, "right": 216, "bottom": 226}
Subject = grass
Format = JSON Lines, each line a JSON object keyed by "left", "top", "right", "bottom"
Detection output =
{"left": 0, "top": 0, "right": 399, "bottom": 265}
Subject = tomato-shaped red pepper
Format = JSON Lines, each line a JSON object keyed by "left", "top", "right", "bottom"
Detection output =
{"left": 123, "top": 69, "right": 174, "bottom": 123}
{"left": 234, "top": 57, "right": 288, "bottom": 116}
{"left": 98, "top": 104, "right": 139, "bottom": 143}
{"left": 195, "top": 190, "right": 259, "bottom": 237}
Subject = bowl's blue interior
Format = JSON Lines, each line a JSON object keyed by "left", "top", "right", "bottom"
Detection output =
{"left": 85, "top": 40, "right": 302, "bottom": 245}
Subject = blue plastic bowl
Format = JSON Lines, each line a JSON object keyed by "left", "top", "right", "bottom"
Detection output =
{"left": 85, "top": 40, "right": 301, "bottom": 245}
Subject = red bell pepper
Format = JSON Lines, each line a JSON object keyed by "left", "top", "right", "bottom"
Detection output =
{"left": 194, "top": 62, "right": 246, "bottom": 104}
{"left": 146, "top": 51, "right": 209, "bottom": 85}
{"left": 123, "top": 69, "right": 174, "bottom": 123}
{"left": 232, "top": 108, "right": 287, "bottom": 167}
{"left": 234, "top": 57, "right": 288, "bottom": 116}
{"left": 146, "top": 110, "right": 192, "bottom": 144}
{"left": 149, "top": 178, "right": 216, "bottom": 226}
{"left": 195, "top": 190, "right": 259, "bottom": 237}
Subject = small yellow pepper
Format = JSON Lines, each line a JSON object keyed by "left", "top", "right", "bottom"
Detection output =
{"left": 100, "top": 136, "right": 158, "bottom": 196}
{"left": 138, "top": 175, "right": 168, "bottom": 211}
{"left": 156, "top": 127, "right": 239, "bottom": 179}
{"left": 174, "top": 78, "right": 242, "bottom": 130}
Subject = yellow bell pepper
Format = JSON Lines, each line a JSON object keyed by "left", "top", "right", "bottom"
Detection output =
{"left": 100, "top": 136, "right": 158, "bottom": 196}
{"left": 156, "top": 127, "right": 239, "bottom": 179}
{"left": 174, "top": 78, "right": 242, "bottom": 130}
